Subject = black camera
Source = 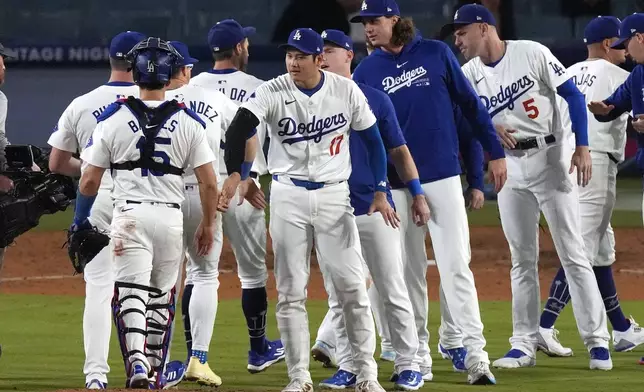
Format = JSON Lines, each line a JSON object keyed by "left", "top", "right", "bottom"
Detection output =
{"left": 0, "top": 145, "right": 76, "bottom": 247}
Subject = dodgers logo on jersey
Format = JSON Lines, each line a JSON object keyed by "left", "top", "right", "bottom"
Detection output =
{"left": 277, "top": 114, "right": 348, "bottom": 145}
{"left": 480, "top": 75, "right": 535, "bottom": 118}
{"left": 382, "top": 66, "right": 429, "bottom": 94}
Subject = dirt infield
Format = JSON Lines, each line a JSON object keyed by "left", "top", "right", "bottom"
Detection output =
{"left": 3, "top": 227, "right": 644, "bottom": 301}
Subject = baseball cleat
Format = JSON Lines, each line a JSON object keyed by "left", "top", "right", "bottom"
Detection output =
{"left": 282, "top": 379, "right": 314, "bottom": 392}
{"left": 492, "top": 349, "right": 536, "bottom": 368}
{"left": 129, "top": 363, "right": 149, "bottom": 389}
{"left": 355, "top": 380, "right": 386, "bottom": 392}
{"left": 319, "top": 369, "right": 357, "bottom": 389}
{"left": 419, "top": 364, "right": 433, "bottom": 381}
{"left": 248, "top": 339, "right": 286, "bottom": 373}
{"left": 612, "top": 317, "right": 644, "bottom": 352}
{"left": 185, "top": 356, "right": 223, "bottom": 386}
{"left": 85, "top": 379, "right": 107, "bottom": 389}
{"left": 438, "top": 344, "right": 467, "bottom": 372}
{"left": 467, "top": 362, "right": 496, "bottom": 385}
{"left": 163, "top": 360, "right": 186, "bottom": 388}
{"left": 437, "top": 343, "right": 450, "bottom": 360}
{"left": 537, "top": 327, "right": 573, "bottom": 357}
{"left": 638, "top": 356, "right": 644, "bottom": 365}
{"left": 393, "top": 370, "right": 424, "bottom": 391}
{"left": 312, "top": 340, "right": 337, "bottom": 368}
{"left": 589, "top": 347, "right": 613, "bottom": 370}
{"left": 379, "top": 350, "right": 396, "bottom": 362}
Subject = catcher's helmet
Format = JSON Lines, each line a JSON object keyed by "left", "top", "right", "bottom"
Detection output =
{"left": 125, "top": 37, "right": 184, "bottom": 86}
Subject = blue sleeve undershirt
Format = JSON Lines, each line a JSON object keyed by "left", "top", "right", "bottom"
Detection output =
{"left": 73, "top": 189, "right": 96, "bottom": 226}
{"left": 556, "top": 79, "right": 588, "bottom": 146}
{"left": 360, "top": 122, "right": 388, "bottom": 192}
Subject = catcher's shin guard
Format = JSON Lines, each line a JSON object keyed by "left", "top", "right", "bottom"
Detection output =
{"left": 112, "top": 281, "right": 161, "bottom": 386}
{"left": 145, "top": 286, "right": 177, "bottom": 389}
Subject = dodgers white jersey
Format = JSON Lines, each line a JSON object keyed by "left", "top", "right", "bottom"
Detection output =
{"left": 461, "top": 40, "right": 570, "bottom": 141}
{"left": 81, "top": 100, "right": 215, "bottom": 204}
{"left": 561, "top": 59, "right": 630, "bottom": 161}
{"left": 242, "top": 71, "right": 377, "bottom": 183}
{"left": 165, "top": 84, "right": 235, "bottom": 182}
{"left": 190, "top": 69, "right": 269, "bottom": 175}
{"left": 48, "top": 83, "right": 139, "bottom": 190}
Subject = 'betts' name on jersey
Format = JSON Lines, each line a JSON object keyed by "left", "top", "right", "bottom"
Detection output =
{"left": 242, "top": 71, "right": 376, "bottom": 183}
{"left": 48, "top": 83, "right": 140, "bottom": 191}
{"left": 461, "top": 40, "right": 570, "bottom": 140}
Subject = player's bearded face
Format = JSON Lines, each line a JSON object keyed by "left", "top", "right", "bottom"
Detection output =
{"left": 454, "top": 24, "right": 483, "bottom": 61}
{"left": 606, "top": 38, "right": 626, "bottom": 65}
{"left": 626, "top": 34, "right": 644, "bottom": 63}
{"left": 236, "top": 39, "right": 250, "bottom": 73}
{"left": 363, "top": 17, "right": 394, "bottom": 48}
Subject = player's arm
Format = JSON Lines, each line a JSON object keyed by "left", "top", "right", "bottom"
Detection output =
{"left": 442, "top": 45, "right": 505, "bottom": 160}
{"left": 557, "top": 80, "right": 589, "bottom": 147}
{"left": 0, "top": 92, "right": 9, "bottom": 170}
{"left": 75, "top": 125, "right": 109, "bottom": 227}
{"left": 350, "top": 84, "right": 399, "bottom": 227}
{"left": 455, "top": 109, "right": 484, "bottom": 191}
{"left": 48, "top": 103, "right": 82, "bottom": 177}
{"left": 591, "top": 71, "right": 634, "bottom": 122}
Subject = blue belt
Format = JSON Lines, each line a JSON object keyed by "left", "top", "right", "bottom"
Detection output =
{"left": 272, "top": 175, "right": 330, "bottom": 190}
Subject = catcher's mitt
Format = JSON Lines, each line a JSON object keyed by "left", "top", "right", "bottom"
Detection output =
{"left": 65, "top": 224, "right": 110, "bottom": 274}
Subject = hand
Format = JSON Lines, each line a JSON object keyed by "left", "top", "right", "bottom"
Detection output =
{"left": 0, "top": 175, "right": 13, "bottom": 193}
{"left": 632, "top": 114, "right": 644, "bottom": 133}
{"left": 465, "top": 188, "right": 485, "bottom": 210}
{"left": 487, "top": 158, "right": 507, "bottom": 193}
{"left": 495, "top": 124, "right": 518, "bottom": 149}
{"left": 244, "top": 179, "right": 267, "bottom": 210}
{"left": 368, "top": 191, "right": 400, "bottom": 228}
{"left": 410, "top": 194, "right": 430, "bottom": 227}
{"left": 31, "top": 163, "right": 41, "bottom": 172}
{"left": 570, "top": 145, "right": 592, "bottom": 187}
{"left": 193, "top": 222, "right": 215, "bottom": 257}
{"left": 217, "top": 173, "right": 242, "bottom": 212}
{"left": 587, "top": 101, "right": 614, "bottom": 116}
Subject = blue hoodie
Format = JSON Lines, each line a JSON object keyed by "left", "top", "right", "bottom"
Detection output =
{"left": 353, "top": 35, "right": 505, "bottom": 188}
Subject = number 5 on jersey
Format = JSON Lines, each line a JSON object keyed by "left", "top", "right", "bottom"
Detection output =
{"left": 522, "top": 98, "right": 539, "bottom": 119}
{"left": 329, "top": 135, "right": 344, "bottom": 156}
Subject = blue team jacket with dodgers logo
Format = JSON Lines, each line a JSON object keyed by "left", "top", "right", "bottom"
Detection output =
{"left": 598, "top": 64, "right": 644, "bottom": 170}
{"left": 352, "top": 35, "right": 505, "bottom": 189}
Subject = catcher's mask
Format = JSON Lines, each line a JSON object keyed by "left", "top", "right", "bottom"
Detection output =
{"left": 125, "top": 37, "right": 184, "bottom": 86}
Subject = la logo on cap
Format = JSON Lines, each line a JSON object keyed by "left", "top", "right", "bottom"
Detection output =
{"left": 387, "top": 7, "right": 392, "bottom": 11}
{"left": 321, "top": 31, "right": 328, "bottom": 38}
{"left": 362, "top": 1, "right": 367, "bottom": 10}
{"left": 147, "top": 61, "right": 155, "bottom": 72}
{"left": 294, "top": 30, "right": 302, "bottom": 40}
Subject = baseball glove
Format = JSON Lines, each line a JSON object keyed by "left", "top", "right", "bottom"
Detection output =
{"left": 65, "top": 223, "right": 110, "bottom": 274}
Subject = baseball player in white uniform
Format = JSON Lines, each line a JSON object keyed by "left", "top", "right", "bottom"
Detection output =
{"left": 310, "top": 29, "right": 428, "bottom": 391}
{"left": 159, "top": 40, "right": 234, "bottom": 387}
{"left": 447, "top": 4, "right": 611, "bottom": 370}
{"left": 75, "top": 38, "right": 218, "bottom": 388}
{"left": 0, "top": 42, "right": 15, "bottom": 282}
{"left": 47, "top": 31, "right": 145, "bottom": 390}
{"left": 538, "top": 16, "right": 644, "bottom": 356}
{"left": 189, "top": 19, "right": 285, "bottom": 371}
{"left": 220, "top": 28, "right": 392, "bottom": 392}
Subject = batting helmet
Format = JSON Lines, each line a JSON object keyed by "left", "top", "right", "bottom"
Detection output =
{"left": 125, "top": 37, "right": 184, "bottom": 86}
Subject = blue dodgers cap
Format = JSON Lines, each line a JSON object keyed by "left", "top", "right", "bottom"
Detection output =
{"left": 612, "top": 13, "right": 644, "bottom": 49}
{"left": 110, "top": 31, "right": 147, "bottom": 59}
{"left": 349, "top": 0, "right": 400, "bottom": 23}
{"left": 169, "top": 41, "right": 199, "bottom": 66}
{"left": 441, "top": 4, "right": 496, "bottom": 35}
{"left": 208, "top": 19, "right": 256, "bottom": 53}
{"left": 279, "top": 28, "right": 324, "bottom": 55}
{"left": 321, "top": 29, "right": 354, "bottom": 51}
{"left": 584, "top": 16, "right": 621, "bottom": 45}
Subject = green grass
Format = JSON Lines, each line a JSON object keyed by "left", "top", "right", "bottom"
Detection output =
{"left": 1, "top": 295, "right": 644, "bottom": 391}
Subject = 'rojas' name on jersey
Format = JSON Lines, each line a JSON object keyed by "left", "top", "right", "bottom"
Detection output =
{"left": 480, "top": 75, "right": 535, "bottom": 116}
{"left": 382, "top": 66, "right": 429, "bottom": 94}
{"left": 277, "top": 114, "right": 348, "bottom": 144}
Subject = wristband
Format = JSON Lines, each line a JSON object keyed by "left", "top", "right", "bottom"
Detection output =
{"left": 240, "top": 161, "right": 253, "bottom": 180}
{"left": 406, "top": 178, "right": 423, "bottom": 197}
{"left": 375, "top": 180, "right": 388, "bottom": 193}
{"left": 73, "top": 190, "right": 97, "bottom": 226}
